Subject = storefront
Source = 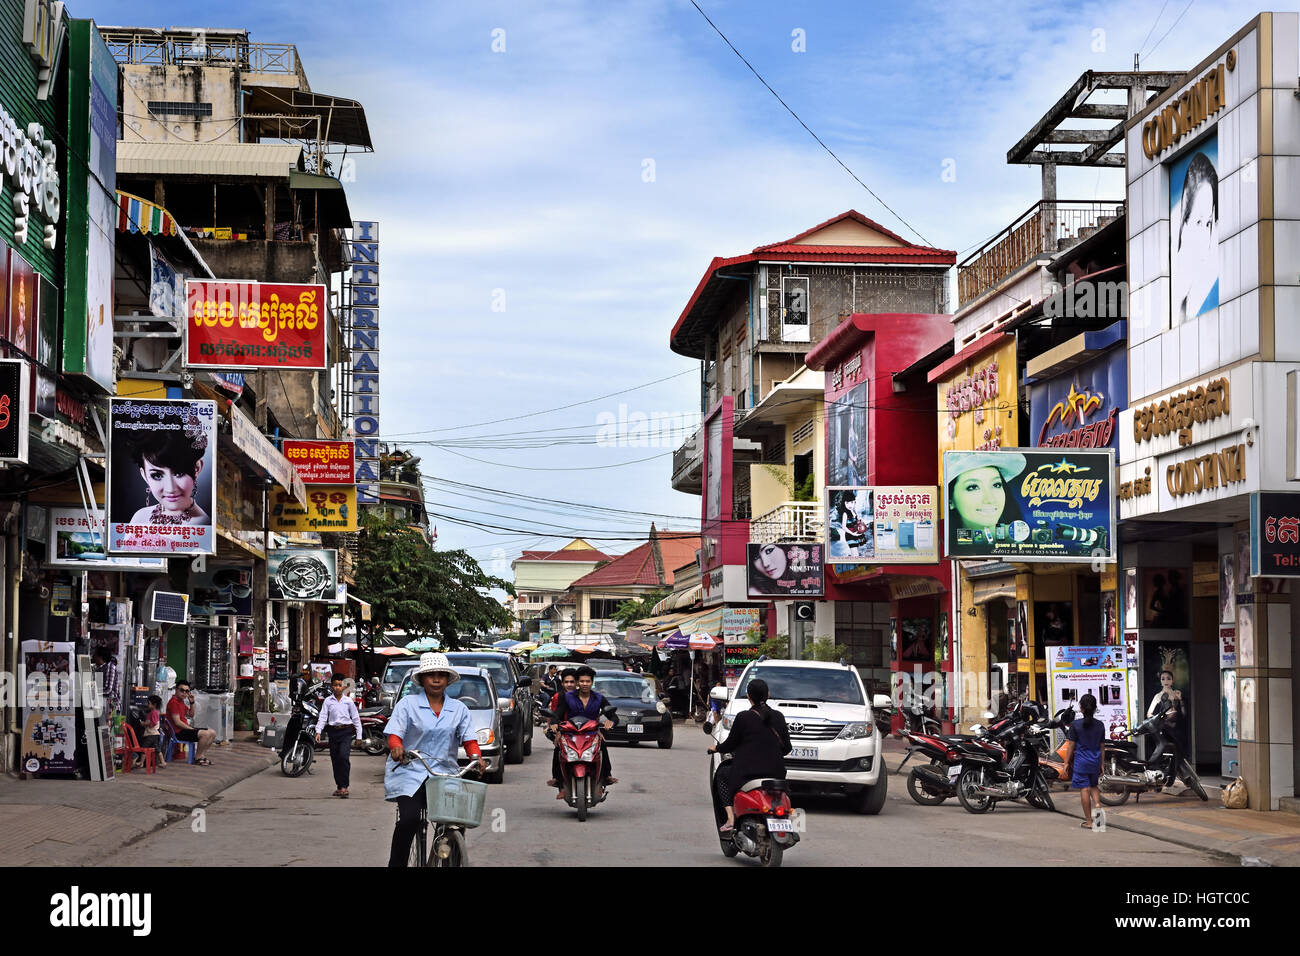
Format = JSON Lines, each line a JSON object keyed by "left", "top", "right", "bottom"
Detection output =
{"left": 1119, "top": 12, "right": 1300, "bottom": 808}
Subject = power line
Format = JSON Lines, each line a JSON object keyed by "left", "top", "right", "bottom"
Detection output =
{"left": 439, "top": 446, "right": 675, "bottom": 472}
{"left": 1144, "top": 0, "right": 1196, "bottom": 60}
{"left": 424, "top": 476, "right": 701, "bottom": 521}
{"left": 1137, "top": 0, "right": 1173, "bottom": 58}
{"left": 688, "top": 0, "right": 932, "bottom": 247}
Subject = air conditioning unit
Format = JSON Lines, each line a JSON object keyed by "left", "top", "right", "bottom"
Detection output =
{"left": 149, "top": 590, "right": 190, "bottom": 626}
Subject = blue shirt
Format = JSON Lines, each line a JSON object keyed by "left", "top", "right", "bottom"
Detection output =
{"left": 383, "top": 693, "right": 475, "bottom": 800}
{"left": 1066, "top": 717, "right": 1106, "bottom": 774}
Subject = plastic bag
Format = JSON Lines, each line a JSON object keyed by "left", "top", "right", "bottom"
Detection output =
{"left": 1222, "top": 776, "right": 1248, "bottom": 809}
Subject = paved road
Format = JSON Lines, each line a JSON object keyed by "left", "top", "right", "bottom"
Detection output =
{"left": 111, "top": 722, "right": 1224, "bottom": 867}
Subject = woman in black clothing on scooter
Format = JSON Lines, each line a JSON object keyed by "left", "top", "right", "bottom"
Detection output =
{"left": 708, "top": 679, "right": 792, "bottom": 832}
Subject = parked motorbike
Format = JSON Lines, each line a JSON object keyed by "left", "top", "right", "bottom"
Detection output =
{"left": 280, "top": 694, "right": 322, "bottom": 777}
{"left": 540, "top": 704, "right": 619, "bottom": 821}
{"left": 956, "top": 702, "right": 1064, "bottom": 813}
{"left": 900, "top": 727, "right": 974, "bottom": 806}
{"left": 1098, "top": 701, "right": 1208, "bottom": 805}
{"left": 359, "top": 702, "right": 391, "bottom": 756}
{"left": 708, "top": 750, "right": 800, "bottom": 867}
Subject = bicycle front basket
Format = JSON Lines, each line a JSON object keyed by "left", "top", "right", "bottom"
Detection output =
{"left": 424, "top": 774, "right": 488, "bottom": 828}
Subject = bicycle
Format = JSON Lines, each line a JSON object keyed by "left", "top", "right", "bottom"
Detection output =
{"left": 397, "top": 750, "right": 485, "bottom": 868}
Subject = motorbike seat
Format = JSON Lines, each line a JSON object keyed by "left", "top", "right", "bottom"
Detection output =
{"left": 739, "top": 778, "right": 788, "bottom": 793}
{"left": 1108, "top": 740, "right": 1139, "bottom": 751}
{"left": 359, "top": 706, "right": 385, "bottom": 717}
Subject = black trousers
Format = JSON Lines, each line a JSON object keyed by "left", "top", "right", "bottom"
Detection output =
{"left": 327, "top": 726, "right": 353, "bottom": 789}
{"left": 388, "top": 787, "right": 427, "bottom": 867}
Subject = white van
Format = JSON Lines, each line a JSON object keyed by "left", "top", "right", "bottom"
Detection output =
{"left": 713, "top": 659, "right": 890, "bottom": 814}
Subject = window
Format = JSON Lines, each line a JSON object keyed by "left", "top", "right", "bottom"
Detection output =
{"left": 835, "top": 601, "right": 890, "bottom": 697}
{"left": 147, "top": 101, "right": 214, "bottom": 118}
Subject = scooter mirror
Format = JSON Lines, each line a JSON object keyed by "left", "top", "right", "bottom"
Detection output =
{"left": 709, "top": 686, "right": 730, "bottom": 703}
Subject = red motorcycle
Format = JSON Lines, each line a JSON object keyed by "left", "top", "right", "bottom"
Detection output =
{"left": 543, "top": 704, "right": 618, "bottom": 821}
{"left": 708, "top": 752, "right": 800, "bottom": 867}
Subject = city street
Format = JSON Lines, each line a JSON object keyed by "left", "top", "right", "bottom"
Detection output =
{"left": 111, "top": 726, "right": 1224, "bottom": 867}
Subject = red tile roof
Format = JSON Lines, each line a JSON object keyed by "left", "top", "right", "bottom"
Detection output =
{"left": 517, "top": 548, "right": 613, "bottom": 563}
{"left": 568, "top": 535, "right": 701, "bottom": 589}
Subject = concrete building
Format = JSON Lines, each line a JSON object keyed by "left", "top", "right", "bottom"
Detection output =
{"left": 511, "top": 539, "right": 611, "bottom": 626}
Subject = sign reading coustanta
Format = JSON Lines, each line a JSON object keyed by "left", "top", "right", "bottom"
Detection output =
{"left": 185, "top": 280, "right": 328, "bottom": 369}
{"left": 943, "top": 448, "right": 1115, "bottom": 562}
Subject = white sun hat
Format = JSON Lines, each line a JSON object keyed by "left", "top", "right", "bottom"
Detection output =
{"left": 410, "top": 652, "right": 460, "bottom": 683}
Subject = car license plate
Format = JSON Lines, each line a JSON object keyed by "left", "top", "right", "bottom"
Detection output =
{"left": 790, "top": 747, "right": 818, "bottom": 760}
{"left": 948, "top": 764, "right": 962, "bottom": 780}
{"left": 766, "top": 818, "right": 796, "bottom": 832}
{"left": 627, "top": 724, "right": 644, "bottom": 734}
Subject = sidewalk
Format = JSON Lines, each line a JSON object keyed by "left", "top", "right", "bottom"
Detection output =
{"left": 0, "top": 736, "right": 278, "bottom": 866}
{"left": 882, "top": 740, "right": 1300, "bottom": 867}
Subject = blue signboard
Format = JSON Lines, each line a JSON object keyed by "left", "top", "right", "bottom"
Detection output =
{"left": 1028, "top": 329, "right": 1126, "bottom": 451}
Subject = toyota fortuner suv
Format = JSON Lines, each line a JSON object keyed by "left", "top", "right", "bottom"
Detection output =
{"left": 713, "top": 659, "right": 891, "bottom": 814}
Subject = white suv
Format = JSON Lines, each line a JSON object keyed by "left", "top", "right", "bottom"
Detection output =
{"left": 713, "top": 659, "right": 891, "bottom": 814}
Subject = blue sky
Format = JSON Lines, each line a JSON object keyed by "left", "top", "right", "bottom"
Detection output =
{"left": 82, "top": 0, "right": 1276, "bottom": 575}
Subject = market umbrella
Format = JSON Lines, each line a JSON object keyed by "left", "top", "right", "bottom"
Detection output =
{"left": 404, "top": 637, "right": 441, "bottom": 653}
{"left": 344, "top": 643, "right": 414, "bottom": 657}
{"left": 511, "top": 642, "right": 538, "bottom": 655}
{"left": 530, "top": 643, "right": 571, "bottom": 661}
{"left": 493, "top": 639, "right": 522, "bottom": 651}
{"left": 573, "top": 645, "right": 598, "bottom": 654}
{"left": 656, "top": 630, "right": 688, "bottom": 650}
{"left": 609, "top": 637, "right": 652, "bottom": 658}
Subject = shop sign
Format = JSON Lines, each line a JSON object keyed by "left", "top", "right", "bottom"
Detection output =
{"left": 184, "top": 279, "right": 328, "bottom": 370}
{"left": 722, "top": 607, "right": 763, "bottom": 645}
{"left": 0, "top": 100, "right": 59, "bottom": 248}
{"left": 282, "top": 440, "right": 355, "bottom": 484}
{"left": 1030, "top": 350, "right": 1126, "bottom": 450}
{"left": 23, "top": 1, "right": 67, "bottom": 98}
{"left": 20, "top": 640, "right": 76, "bottom": 775}
{"left": 1165, "top": 444, "right": 1246, "bottom": 498}
{"left": 0, "top": 359, "right": 30, "bottom": 462}
{"left": 1250, "top": 492, "right": 1300, "bottom": 577}
{"left": 269, "top": 484, "right": 358, "bottom": 533}
{"left": 746, "top": 543, "right": 823, "bottom": 598}
{"left": 106, "top": 398, "right": 217, "bottom": 555}
{"left": 349, "top": 221, "right": 381, "bottom": 503}
{"left": 268, "top": 548, "right": 343, "bottom": 603}
{"left": 46, "top": 508, "right": 165, "bottom": 570}
{"left": 1046, "top": 645, "right": 1136, "bottom": 745}
{"left": 872, "top": 486, "right": 938, "bottom": 563}
{"left": 1132, "top": 376, "right": 1229, "bottom": 446}
{"left": 229, "top": 403, "right": 306, "bottom": 506}
{"left": 935, "top": 338, "right": 1019, "bottom": 476}
{"left": 943, "top": 448, "right": 1115, "bottom": 562}
{"left": 1141, "top": 58, "right": 1230, "bottom": 160}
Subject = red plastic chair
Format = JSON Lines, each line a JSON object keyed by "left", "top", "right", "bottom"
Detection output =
{"left": 118, "top": 723, "right": 156, "bottom": 774}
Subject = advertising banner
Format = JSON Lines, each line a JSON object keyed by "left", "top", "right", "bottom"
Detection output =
{"left": 268, "top": 548, "right": 342, "bottom": 603}
{"left": 20, "top": 641, "right": 78, "bottom": 776}
{"left": 936, "top": 337, "right": 1019, "bottom": 476}
{"left": 282, "top": 440, "right": 356, "bottom": 484}
{"left": 1219, "top": 626, "right": 1236, "bottom": 668}
{"left": 1250, "top": 492, "right": 1300, "bottom": 577}
{"left": 0, "top": 358, "right": 30, "bottom": 462}
{"left": 185, "top": 279, "right": 328, "bottom": 369}
{"left": 871, "top": 486, "right": 938, "bottom": 563}
{"left": 1169, "top": 133, "right": 1218, "bottom": 325}
{"left": 1029, "top": 347, "right": 1126, "bottom": 450}
{"left": 148, "top": 241, "right": 185, "bottom": 326}
{"left": 722, "top": 607, "right": 763, "bottom": 644}
{"left": 723, "top": 644, "right": 761, "bottom": 689}
{"left": 1143, "top": 641, "right": 1192, "bottom": 756}
{"left": 1047, "top": 645, "right": 1136, "bottom": 743}
{"left": 107, "top": 398, "right": 217, "bottom": 555}
{"left": 189, "top": 564, "right": 255, "bottom": 617}
{"left": 47, "top": 508, "right": 165, "bottom": 571}
{"left": 827, "top": 487, "right": 873, "bottom": 562}
{"left": 746, "top": 543, "right": 823, "bottom": 597}
{"left": 269, "top": 485, "right": 358, "bottom": 533}
{"left": 780, "top": 275, "right": 809, "bottom": 343}
{"left": 942, "top": 448, "right": 1115, "bottom": 562}
{"left": 825, "top": 346, "right": 867, "bottom": 487}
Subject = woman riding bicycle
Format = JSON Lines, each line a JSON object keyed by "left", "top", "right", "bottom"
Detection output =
{"left": 385, "top": 653, "right": 485, "bottom": 868}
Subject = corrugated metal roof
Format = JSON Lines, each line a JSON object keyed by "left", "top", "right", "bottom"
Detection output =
{"left": 116, "top": 142, "right": 303, "bottom": 179}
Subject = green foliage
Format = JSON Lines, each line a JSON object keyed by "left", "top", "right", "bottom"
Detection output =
{"left": 803, "top": 637, "right": 839, "bottom": 662}
{"left": 793, "top": 475, "right": 818, "bottom": 502}
{"left": 613, "top": 589, "right": 669, "bottom": 629}
{"left": 756, "top": 631, "right": 788, "bottom": 659}
{"left": 354, "top": 512, "right": 513, "bottom": 649}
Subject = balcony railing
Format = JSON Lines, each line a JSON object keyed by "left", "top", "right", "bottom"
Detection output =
{"left": 672, "top": 426, "right": 704, "bottom": 482}
{"left": 100, "top": 30, "right": 306, "bottom": 84}
{"left": 957, "top": 200, "right": 1124, "bottom": 306}
{"left": 749, "top": 502, "right": 824, "bottom": 543}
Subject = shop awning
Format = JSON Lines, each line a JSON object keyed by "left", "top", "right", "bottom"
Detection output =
{"left": 222, "top": 403, "right": 308, "bottom": 507}
{"left": 650, "top": 584, "right": 702, "bottom": 616}
{"left": 971, "top": 576, "right": 1017, "bottom": 605}
{"left": 288, "top": 169, "right": 353, "bottom": 229}
{"left": 117, "top": 190, "right": 178, "bottom": 236}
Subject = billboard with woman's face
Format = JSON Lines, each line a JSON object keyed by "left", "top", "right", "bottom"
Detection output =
{"left": 107, "top": 399, "right": 217, "bottom": 555}
{"left": 1169, "top": 135, "right": 1219, "bottom": 325}
{"left": 942, "top": 448, "right": 1114, "bottom": 561}
{"left": 746, "top": 542, "right": 824, "bottom": 597}
{"left": 826, "top": 487, "right": 873, "bottom": 561}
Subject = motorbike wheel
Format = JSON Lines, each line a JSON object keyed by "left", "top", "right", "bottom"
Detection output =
{"left": 575, "top": 777, "right": 589, "bottom": 822}
{"left": 433, "top": 828, "right": 468, "bottom": 867}
{"left": 757, "top": 838, "right": 783, "bottom": 868}
{"left": 1099, "top": 754, "right": 1131, "bottom": 806}
{"left": 720, "top": 837, "right": 739, "bottom": 858}
{"left": 1181, "top": 760, "right": 1208, "bottom": 802}
{"left": 906, "top": 762, "right": 950, "bottom": 806}
{"left": 957, "top": 767, "right": 993, "bottom": 814}
{"left": 1029, "top": 773, "right": 1055, "bottom": 812}
{"left": 281, "top": 738, "right": 312, "bottom": 777}
{"left": 361, "top": 730, "right": 387, "bottom": 756}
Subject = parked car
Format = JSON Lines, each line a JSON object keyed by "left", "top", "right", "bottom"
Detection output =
{"left": 398, "top": 666, "right": 506, "bottom": 783}
{"left": 380, "top": 659, "right": 418, "bottom": 699}
{"left": 713, "top": 659, "right": 891, "bottom": 814}
{"left": 592, "top": 671, "right": 673, "bottom": 749}
{"left": 443, "top": 652, "right": 534, "bottom": 763}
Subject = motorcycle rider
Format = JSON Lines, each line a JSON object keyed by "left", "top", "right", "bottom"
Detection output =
{"left": 384, "top": 653, "right": 485, "bottom": 868}
{"left": 707, "top": 678, "right": 792, "bottom": 833}
{"left": 546, "top": 669, "right": 578, "bottom": 790}
{"left": 551, "top": 665, "right": 618, "bottom": 795}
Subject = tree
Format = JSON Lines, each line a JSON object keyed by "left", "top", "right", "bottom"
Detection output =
{"left": 612, "top": 589, "right": 669, "bottom": 630}
{"left": 354, "top": 512, "right": 513, "bottom": 648}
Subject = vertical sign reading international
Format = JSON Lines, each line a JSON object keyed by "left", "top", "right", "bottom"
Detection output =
{"left": 350, "top": 221, "right": 380, "bottom": 503}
